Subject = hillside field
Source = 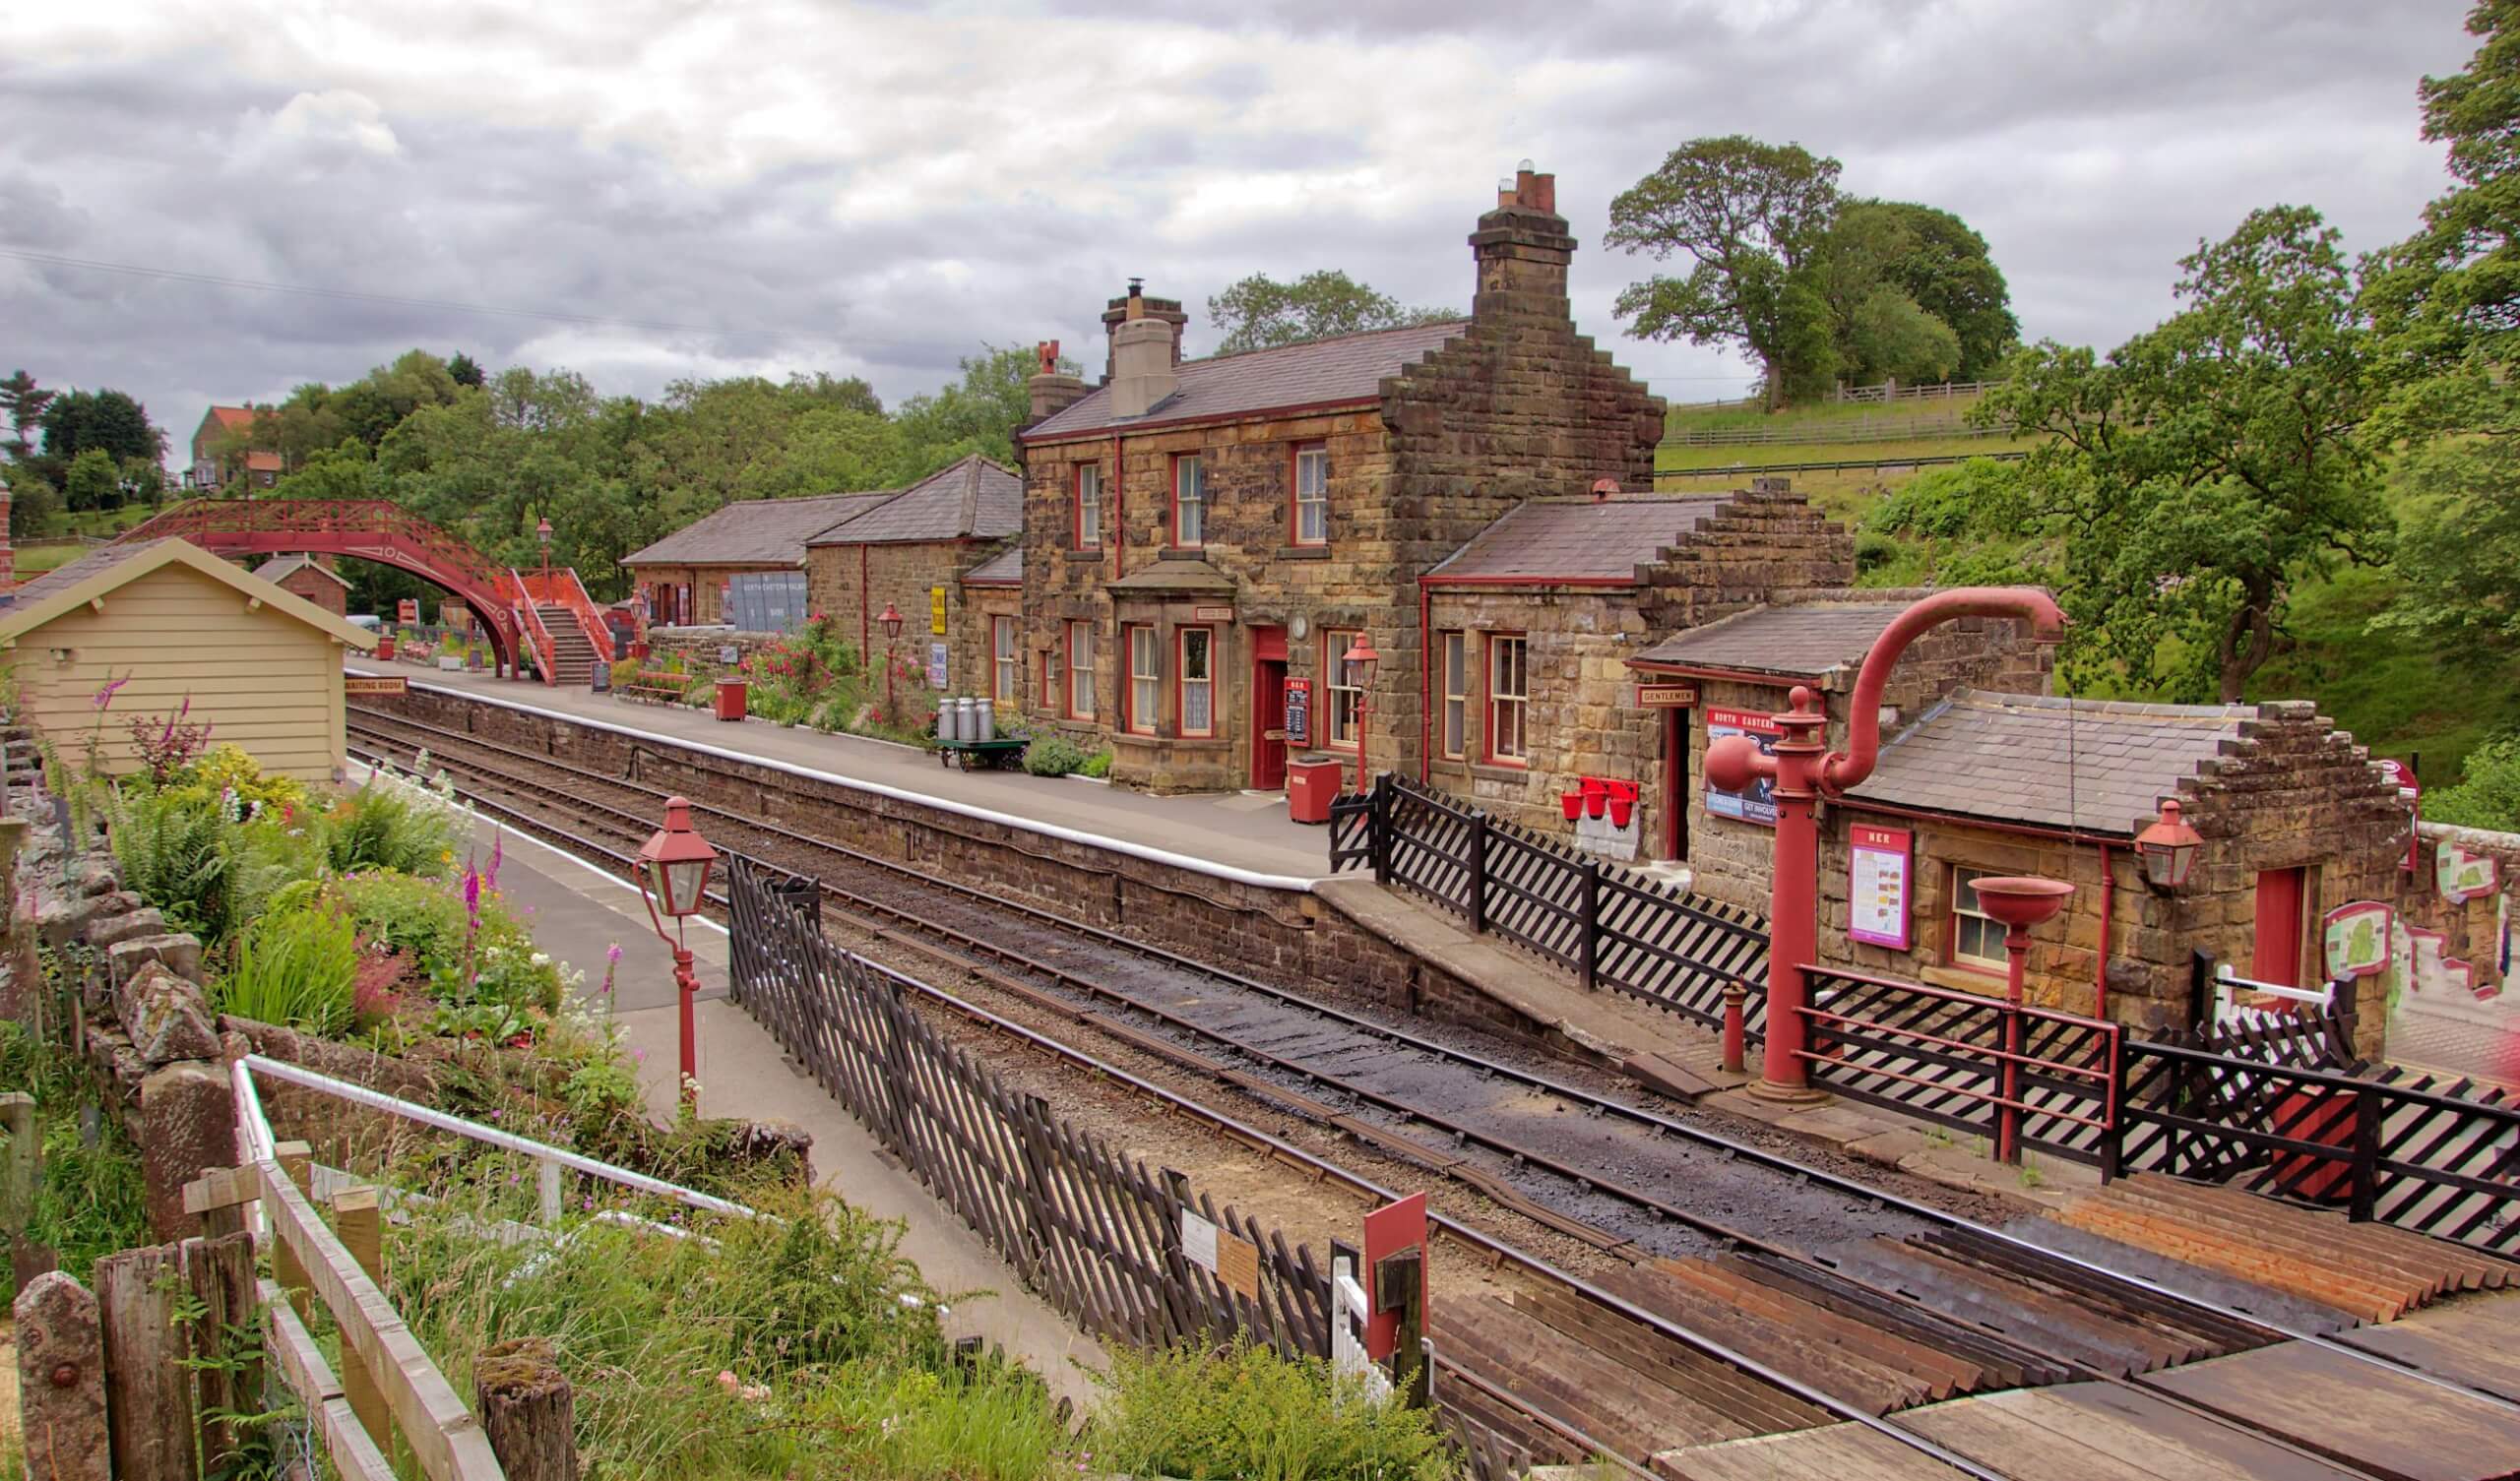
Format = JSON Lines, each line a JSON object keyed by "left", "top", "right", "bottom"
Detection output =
{"left": 1655, "top": 399, "right": 2520, "bottom": 787}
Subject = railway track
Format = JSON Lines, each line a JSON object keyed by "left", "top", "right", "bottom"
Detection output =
{"left": 349, "top": 703, "right": 2520, "bottom": 1478}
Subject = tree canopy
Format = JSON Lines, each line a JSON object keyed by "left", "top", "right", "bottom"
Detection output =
{"left": 1607, "top": 137, "right": 2015, "bottom": 406}
{"left": 1930, "top": 206, "right": 2388, "bottom": 703}
{"left": 37, "top": 388, "right": 163, "bottom": 474}
{"left": 2362, "top": 0, "right": 2520, "bottom": 661}
{"left": 1206, "top": 272, "right": 1457, "bottom": 356}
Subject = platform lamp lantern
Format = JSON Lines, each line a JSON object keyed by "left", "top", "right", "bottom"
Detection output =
{"left": 879, "top": 602, "right": 905, "bottom": 719}
{"left": 536, "top": 515, "right": 553, "bottom": 581}
{"left": 1342, "top": 633, "right": 1381, "bottom": 785}
{"left": 2133, "top": 797, "right": 2204, "bottom": 891}
{"left": 636, "top": 797, "right": 720, "bottom": 1110}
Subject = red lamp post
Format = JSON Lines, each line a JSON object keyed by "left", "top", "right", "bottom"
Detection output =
{"left": 635, "top": 797, "right": 719, "bottom": 1112}
{"left": 878, "top": 602, "right": 905, "bottom": 719}
{"left": 1703, "top": 587, "right": 2067, "bottom": 1102}
{"left": 1966, "top": 875, "right": 2076, "bottom": 1162}
{"left": 536, "top": 515, "right": 553, "bottom": 583}
{"left": 1343, "top": 633, "right": 1381, "bottom": 787}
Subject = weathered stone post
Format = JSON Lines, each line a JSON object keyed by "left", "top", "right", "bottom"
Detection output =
{"left": 14, "top": 1269, "right": 110, "bottom": 1481}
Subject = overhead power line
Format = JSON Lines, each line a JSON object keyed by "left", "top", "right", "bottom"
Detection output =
{"left": 0, "top": 247, "right": 772, "bottom": 339}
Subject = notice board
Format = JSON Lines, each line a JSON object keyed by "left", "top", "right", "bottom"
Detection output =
{"left": 1847, "top": 824, "right": 1914, "bottom": 950}
{"left": 1284, "top": 677, "right": 1311, "bottom": 747}
{"left": 1704, "top": 707, "right": 1782, "bottom": 826}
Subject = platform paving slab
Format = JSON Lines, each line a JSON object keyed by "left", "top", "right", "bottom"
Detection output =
{"left": 353, "top": 663, "right": 1328, "bottom": 881}
{"left": 442, "top": 799, "right": 1110, "bottom": 1412}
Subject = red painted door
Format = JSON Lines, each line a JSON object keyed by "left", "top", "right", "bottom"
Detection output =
{"left": 2253, "top": 867, "right": 2306, "bottom": 986}
{"left": 1253, "top": 658, "right": 1288, "bottom": 788}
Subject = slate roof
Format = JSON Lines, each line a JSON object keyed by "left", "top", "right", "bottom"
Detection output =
{"left": 1427, "top": 497, "right": 1732, "bottom": 584}
{"left": 1847, "top": 689, "right": 2251, "bottom": 835}
{"left": 1023, "top": 320, "right": 1469, "bottom": 439}
{"left": 8, "top": 538, "right": 179, "bottom": 609}
{"left": 254, "top": 554, "right": 350, "bottom": 588}
{"left": 1629, "top": 599, "right": 1914, "bottom": 678}
{"left": 962, "top": 546, "right": 1023, "bottom": 586}
{"left": 620, "top": 490, "right": 899, "bottom": 568}
{"left": 809, "top": 455, "right": 1021, "bottom": 545}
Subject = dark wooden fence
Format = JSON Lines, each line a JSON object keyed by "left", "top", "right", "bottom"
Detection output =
{"left": 1329, "top": 776, "right": 1769, "bottom": 1033}
{"left": 2102, "top": 1038, "right": 2520, "bottom": 1255}
{"left": 1799, "top": 965, "right": 2121, "bottom": 1166}
{"left": 725, "top": 856, "right": 1334, "bottom": 1357}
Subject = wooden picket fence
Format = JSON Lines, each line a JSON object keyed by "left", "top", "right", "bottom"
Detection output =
{"left": 724, "top": 856, "right": 1336, "bottom": 1359}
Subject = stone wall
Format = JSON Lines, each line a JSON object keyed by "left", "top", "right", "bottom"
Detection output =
{"left": 954, "top": 585, "right": 1025, "bottom": 716}
{"left": 378, "top": 684, "right": 1598, "bottom": 1063}
{"left": 642, "top": 628, "right": 787, "bottom": 677}
{"left": 804, "top": 539, "right": 1006, "bottom": 693}
{"left": 1805, "top": 700, "right": 2413, "bottom": 1052}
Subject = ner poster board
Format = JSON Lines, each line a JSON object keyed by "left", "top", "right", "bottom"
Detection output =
{"left": 1848, "top": 824, "right": 1914, "bottom": 950}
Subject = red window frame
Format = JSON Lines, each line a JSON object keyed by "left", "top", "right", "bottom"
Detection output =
{"left": 1065, "top": 620, "right": 1096, "bottom": 721}
{"left": 1074, "top": 463, "right": 1102, "bottom": 549}
{"left": 1290, "top": 442, "right": 1330, "bottom": 546}
{"left": 1176, "top": 626, "right": 1218, "bottom": 738}
{"left": 1170, "top": 453, "right": 1205, "bottom": 550}
{"left": 1123, "top": 623, "right": 1159, "bottom": 736}
{"left": 1322, "top": 629, "right": 1362, "bottom": 754}
{"left": 1483, "top": 631, "right": 1528, "bottom": 767}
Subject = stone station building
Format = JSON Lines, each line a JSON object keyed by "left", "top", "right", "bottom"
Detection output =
{"left": 1009, "top": 167, "right": 1667, "bottom": 795}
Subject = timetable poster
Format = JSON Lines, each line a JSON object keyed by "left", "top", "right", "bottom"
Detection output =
{"left": 1848, "top": 824, "right": 1914, "bottom": 950}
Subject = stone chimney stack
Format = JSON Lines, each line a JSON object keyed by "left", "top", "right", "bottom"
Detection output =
{"left": 1107, "top": 283, "right": 1181, "bottom": 419}
{"left": 1027, "top": 339, "right": 1088, "bottom": 423}
{"left": 1471, "top": 163, "right": 1574, "bottom": 327}
{"left": 1101, "top": 278, "right": 1187, "bottom": 386}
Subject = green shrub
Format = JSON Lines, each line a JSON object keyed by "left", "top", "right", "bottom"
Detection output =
{"left": 219, "top": 903, "right": 361, "bottom": 1036}
{"left": 337, "top": 869, "right": 469, "bottom": 969}
{"left": 0, "top": 1021, "right": 151, "bottom": 1289}
{"left": 1021, "top": 733, "right": 1088, "bottom": 776}
{"left": 390, "top": 1181, "right": 1061, "bottom": 1480}
{"left": 2426, "top": 732, "right": 2520, "bottom": 831}
{"left": 1091, "top": 1341, "right": 1457, "bottom": 1481}
{"left": 1080, "top": 748, "right": 1113, "bottom": 779}
{"left": 106, "top": 788, "right": 238, "bottom": 940}
{"left": 325, "top": 783, "right": 463, "bottom": 876}
{"left": 609, "top": 656, "right": 643, "bottom": 690}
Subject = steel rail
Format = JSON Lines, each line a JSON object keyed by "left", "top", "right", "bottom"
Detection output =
{"left": 348, "top": 710, "right": 2520, "bottom": 1423}
{"left": 352, "top": 742, "right": 2018, "bottom": 1481}
{"left": 348, "top": 733, "right": 2463, "bottom": 1475}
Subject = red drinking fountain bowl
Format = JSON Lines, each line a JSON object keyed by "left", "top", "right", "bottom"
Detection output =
{"left": 1967, "top": 875, "right": 2076, "bottom": 930}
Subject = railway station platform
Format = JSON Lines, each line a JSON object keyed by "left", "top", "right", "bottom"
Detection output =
{"left": 348, "top": 664, "right": 1329, "bottom": 882}
{"left": 392, "top": 765, "right": 1109, "bottom": 1406}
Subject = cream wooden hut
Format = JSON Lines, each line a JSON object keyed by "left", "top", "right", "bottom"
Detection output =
{"left": 0, "top": 538, "right": 377, "bottom": 781}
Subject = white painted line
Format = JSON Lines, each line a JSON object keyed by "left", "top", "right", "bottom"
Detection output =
{"left": 347, "top": 668, "right": 1334, "bottom": 893}
{"left": 347, "top": 757, "right": 728, "bottom": 938}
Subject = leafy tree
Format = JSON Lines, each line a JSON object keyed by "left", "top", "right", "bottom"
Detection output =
{"left": 39, "top": 388, "right": 164, "bottom": 471}
{"left": 1207, "top": 271, "right": 1456, "bottom": 356}
{"left": 447, "top": 352, "right": 485, "bottom": 389}
{"left": 0, "top": 370, "right": 53, "bottom": 462}
{"left": 2422, "top": 731, "right": 2520, "bottom": 829}
{"left": 4, "top": 463, "right": 60, "bottom": 536}
{"left": 2364, "top": 1, "right": 2520, "bottom": 660}
{"left": 1859, "top": 203, "right": 2018, "bottom": 381}
{"left": 1606, "top": 136, "right": 1843, "bottom": 409}
{"left": 888, "top": 346, "right": 1040, "bottom": 469}
{"left": 62, "top": 448, "right": 123, "bottom": 513}
{"left": 1966, "top": 206, "right": 2388, "bottom": 702}
{"left": 117, "top": 455, "right": 166, "bottom": 509}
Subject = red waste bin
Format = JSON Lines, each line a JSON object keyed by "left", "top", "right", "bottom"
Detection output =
{"left": 1287, "top": 754, "right": 1345, "bottom": 825}
{"left": 714, "top": 678, "right": 748, "bottom": 722}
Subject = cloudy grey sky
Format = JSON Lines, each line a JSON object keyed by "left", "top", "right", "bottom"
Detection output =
{"left": 0, "top": 1, "right": 2478, "bottom": 446}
